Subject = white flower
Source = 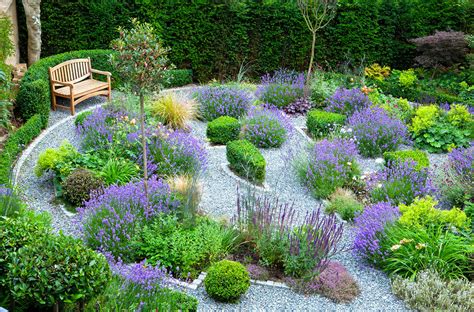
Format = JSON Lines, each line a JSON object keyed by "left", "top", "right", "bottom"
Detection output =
{"left": 377, "top": 183, "right": 383, "bottom": 188}
{"left": 347, "top": 128, "right": 353, "bottom": 133}
{"left": 360, "top": 174, "right": 367, "bottom": 180}
{"left": 375, "top": 158, "right": 384, "bottom": 164}
{"left": 347, "top": 162, "right": 352, "bottom": 166}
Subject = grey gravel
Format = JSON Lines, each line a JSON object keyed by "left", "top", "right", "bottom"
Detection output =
{"left": 15, "top": 91, "right": 410, "bottom": 311}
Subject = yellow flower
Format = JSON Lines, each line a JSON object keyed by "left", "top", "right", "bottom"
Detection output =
{"left": 391, "top": 244, "right": 402, "bottom": 251}
{"left": 415, "top": 243, "right": 426, "bottom": 250}
{"left": 399, "top": 238, "right": 413, "bottom": 245}
{"left": 130, "top": 118, "right": 136, "bottom": 125}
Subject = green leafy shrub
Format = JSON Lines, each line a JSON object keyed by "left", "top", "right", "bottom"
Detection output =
{"left": 62, "top": 168, "right": 103, "bottom": 206}
{"left": 325, "top": 188, "right": 363, "bottom": 221}
{"left": 15, "top": 79, "right": 50, "bottom": 127}
{"left": 5, "top": 233, "right": 110, "bottom": 309}
{"left": 0, "top": 114, "right": 43, "bottom": 185}
{"left": 0, "top": 186, "right": 25, "bottom": 217}
{"left": 379, "top": 224, "right": 472, "bottom": 279}
{"left": 133, "top": 215, "right": 240, "bottom": 279}
{"left": 35, "top": 140, "right": 79, "bottom": 177}
{"left": 306, "top": 109, "right": 346, "bottom": 138}
{"left": 204, "top": 260, "right": 250, "bottom": 303}
{"left": 398, "top": 196, "right": 468, "bottom": 230}
{"left": 364, "top": 63, "right": 391, "bottom": 81}
{"left": 74, "top": 111, "right": 92, "bottom": 127}
{"left": 392, "top": 270, "right": 474, "bottom": 312}
{"left": 162, "top": 69, "right": 193, "bottom": 88}
{"left": 98, "top": 158, "right": 139, "bottom": 186}
{"left": 383, "top": 150, "right": 429, "bottom": 171}
{"left": 226, "top": 140, "right": 265, "bottom": 184}
{"left": 410, "top": 104, "right": 471, "bottom": 153}
{"left": 206, "top": 116, "right": 240, "bottom": 145}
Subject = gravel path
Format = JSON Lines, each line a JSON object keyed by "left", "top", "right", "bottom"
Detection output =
{"left": 14, "top": 91, "right": 409, "bottom": 311}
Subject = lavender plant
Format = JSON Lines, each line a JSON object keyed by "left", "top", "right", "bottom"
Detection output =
{"left": 348, "top": 107, "right": 410, "bottom": 157}
{"left": 324, "top": 88, "right": 371, "bottom": 116}
{"left": 285, "top": 208, "right": 344, "bottom": 279}
{"left": 298, "top": 138, "right": 360, "bottom": 199}
{"left": 352, "top": 202, "right": 400, "bottom": 261}
{"left": 241, "top": 106, "right": 293, "bottom": 148}
{"left": 147, "top": 126, "right": 208, "bottom": 177}
{"left": 368, "top": 160, "right": 436, "bottom": 206}
{"left": 194, "top": 86, "right": 252, "bottom": 121}
{"left": 77, "top": 177, "right": 180, "bottom": 260}
{"left": 256, "top": 69, "right": 305, "bottom": 108}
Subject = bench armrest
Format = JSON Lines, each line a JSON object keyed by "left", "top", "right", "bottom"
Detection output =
{"left": 51, "top": 80, "right": 74, "bottom": 88}
{"left": 91, "top": 68, "right": 112, "bottom": 76}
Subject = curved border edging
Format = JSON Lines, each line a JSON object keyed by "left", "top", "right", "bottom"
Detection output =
{"left": 220, "top": 163, "right": 270, "bottom": 192}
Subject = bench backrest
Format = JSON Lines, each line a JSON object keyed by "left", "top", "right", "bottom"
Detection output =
{"left": 49, "top": 58, "right": 92, "bottom": 84}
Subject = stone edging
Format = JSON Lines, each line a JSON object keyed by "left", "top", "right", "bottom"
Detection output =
{"left": 220, "top": 163, "right": 271, "bottom": 192}
{"left": 294, "top": 126, "right": 313, "bottom": 143}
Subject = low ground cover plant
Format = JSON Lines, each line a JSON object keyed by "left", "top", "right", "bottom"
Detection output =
{"left": 204, "top": 260, "right": 250, "bottom": 303}
{"left": 226, "top": 140, "right": 266, "bottom": 184}
{"left": 325, "top": 188, "right": 363, "bottom": 221}
{"left": 256, "top": 69, "right": 305, "bottom": 109}
{"left": 241, "top": 106, "right": 292, "bottom": 148}
{"left": 383, "top": 149, "right": 429, "bottom": 171}
{"left": 206, "top": 116, "right": 240, "bottom": 144}
{"left": 348, "top": 106, "right": 409, "bottom": 157}
{"left": 306, "top": 109, "right": 346, "bottom": 138}
{"left": 194, "top": 86, "right": 252, "bottom": 121}
{"left": 297, "top": 138, "right": 360, "bottom": 199}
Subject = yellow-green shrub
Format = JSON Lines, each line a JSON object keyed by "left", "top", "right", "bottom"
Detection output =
{"left": 447, "top": 104, "right": 472, "bottom": 128}
{"left": 399, "top": 196, "right": 468, "bottom": 230}
{"left": 150, "top": 93, "right": 197, "bottom": 130}
{"left": 410, "top": 105, "right": 440, "bottom": 135}
{"left": 35, "top": 141, "right": 78, "bottom": 177}
{"left": 365, "top": 63, "right": 391, "bottom": 81}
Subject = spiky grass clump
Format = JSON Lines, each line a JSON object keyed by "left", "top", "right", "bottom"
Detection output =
{"left": 151, "top": 93, "right": 197, "bottom": 129}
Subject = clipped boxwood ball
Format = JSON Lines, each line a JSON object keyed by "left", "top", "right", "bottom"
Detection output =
{"left": 204, "top": 260, "right": 250, "bottom": 302}
{"left": 62, "top": 168, "right": 103, "bottom": 207}
{"left": 206, "top": 116, "right": 241, "bottom": 144}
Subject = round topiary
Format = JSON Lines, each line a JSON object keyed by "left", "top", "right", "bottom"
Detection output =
{"left": 62, "top": 168, "right": 103, "bottom": 207}
{"left": 206, "top": 116, "right": 240, "bottom": 144}
{"left": 204, "top": 260, "right": 250, "bottom": 302}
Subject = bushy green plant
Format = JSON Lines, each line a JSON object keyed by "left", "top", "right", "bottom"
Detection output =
{"left": 204, "top": 260, "right": 250, "bottom": 303}
{"left": 15, "top": 79, "right": 50, "bottom": 127}
{"left": 0, "top": 186, "right": 25, "bottom": 217}
{"left": 398, "top": 196, "right": 468, "bottom": 230}
{"left": 379, "top": 224, "right": 472, "bottom": 279}
{"left": 74, "top": 111, "right": 92, "bottom": 127}
{"left": 90, "top": 275, "right": 198, "bottom": 312}
{"left": 5, "top": 234, "right": 110, "bottom": 309}
{"left": 410, "top": 104, "right": 471, "bottom": 153}
{"left": 98, "top": 158, "right": 139, "bottom": 186}
{"left": 392, "top": 270, "right": 474, "bottom": 312}
{"left": 35, "top": 140, "right": 79, "bottom": 177}
{"left": 364, "top": 63, "right": 390, "bottom": 81}
{"left": 447, "top": 104, "right": 472, "bottom": 128}
{"left": 226, "top": 140, "right": 265, "bottom": 184}
{"left": 383, "top": 150, "right": 429, "bottom": 171}
{"left": 133, "top": 215, "right": 240, "bottom": 279}
{"left": 206, "top": 116, "right": 240, "bottom": 144}
{"left": 398, "top": 69, "right": 418, "bottom": 88}
{"left": 162, "top": 69, "right": 193, "bottom": 88}
{"left": 0, "top": 114, "right": 43, "bottom": 185}
{"left": 325, "top": 188, "right": 363, "bottom": 221}
{"left": 306, "top": 109, "right": 346, "bottom": 138}
{"left": 62, "top": 168, "right": 103, "bottom": 207}
{"left": 375, "top": 96, "right": 414, "bottom": 123}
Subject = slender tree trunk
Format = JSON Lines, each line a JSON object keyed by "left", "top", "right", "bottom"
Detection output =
{"left": 22, "top": 0, "right": 41, "bottom": 65}
{"left": 305, "top": 31, "right": 317, "bottom": 97}
{"left": 140, "top": 93, "right": 148, "bottom": 197}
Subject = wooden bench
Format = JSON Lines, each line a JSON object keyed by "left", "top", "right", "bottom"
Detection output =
{"left": 49, "top": 58, "right": 112, "bottom": 115}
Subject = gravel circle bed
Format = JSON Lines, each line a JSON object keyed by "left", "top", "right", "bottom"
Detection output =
{"left": 14, "top": 91, "right": 410, "bottom": 311}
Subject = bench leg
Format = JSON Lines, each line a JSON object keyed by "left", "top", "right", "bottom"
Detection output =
{"left": 51, "top": 94, "right": 57, "bottom": 111}
{"left": 70, "top": 97, "right": 75, "bottom": 115}
{"left": 107, "top": 84, "right": 112, "bottom": 101}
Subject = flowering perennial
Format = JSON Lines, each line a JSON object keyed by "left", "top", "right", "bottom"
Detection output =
{"left": 256, "top": 69, "right": 305, "bottom": 108}
{"left": 194, "top": 86, "right": 252, "bottom": 121}
{"left": 348, "top": 107, "right": 410, "bottom": 157}
{"left": 324, "top": 88, "right": 371, "bottom": 116}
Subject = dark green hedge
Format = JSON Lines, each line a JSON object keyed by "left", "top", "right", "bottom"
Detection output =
{"left": 17, "top": 0, "right": 473, "bottom": 81}
{"left": 0, "top": 114, "right": 43, "bottom": 185}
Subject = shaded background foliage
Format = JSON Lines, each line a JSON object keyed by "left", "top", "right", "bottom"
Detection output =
{"left": 16, "top": 0, "right": 473, "bottom": 82}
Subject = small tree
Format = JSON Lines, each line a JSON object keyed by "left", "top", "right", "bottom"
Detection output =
{"left": 297, "top": 0, "right": 338, "bottom": 92}
{"left": 410, "top": 31, "right": 468, "bottom": 73}
{"left": 111, "top": 19, "right": 171, "bottom": 196}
